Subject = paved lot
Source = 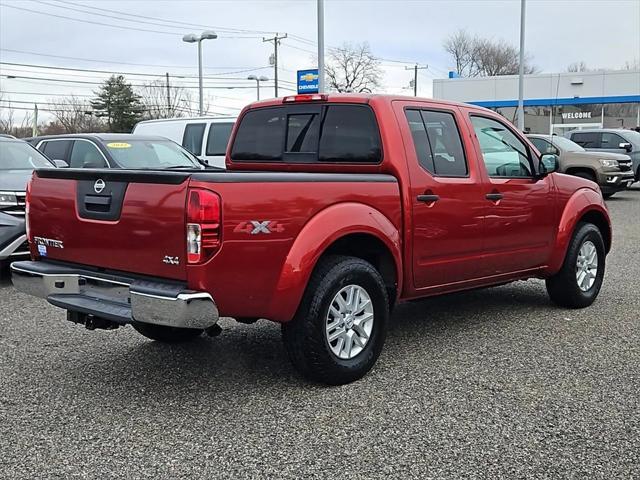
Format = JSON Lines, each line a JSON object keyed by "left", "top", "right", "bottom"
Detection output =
{"left": 1, "top": 187, "right": 638, "bottom": 479}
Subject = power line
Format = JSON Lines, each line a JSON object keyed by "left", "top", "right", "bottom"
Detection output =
{"left": 0, "top": 74, "right": 278, "bottom": 89}
{"left": 0, "top": 61, "right": 273, "bottom": 79}
{"left": 2, "top": 4, "right": 262, "bottom": 39}
{"left": 0, "top": 89, "right": 259, "bottom": 104}
{"left": 50, "top": 0, "right": 277, "bottom": 35}
{"left": 0, "top": 48, "right": 258, "bottom": 70}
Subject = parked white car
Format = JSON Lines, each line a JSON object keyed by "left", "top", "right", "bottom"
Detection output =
{"left": 132, "top": 116, "right": 236, "bottom": 168}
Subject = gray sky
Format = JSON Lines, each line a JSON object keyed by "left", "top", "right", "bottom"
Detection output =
{"left": 1, "top": 0, "right": 639, "bottom": 122}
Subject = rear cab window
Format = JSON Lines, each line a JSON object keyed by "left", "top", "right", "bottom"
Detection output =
{"left": 231, "top": 104, "right": 382, "bottom": 164}
{"left": 182, "top": 123, "right": 206, "bottom": 156}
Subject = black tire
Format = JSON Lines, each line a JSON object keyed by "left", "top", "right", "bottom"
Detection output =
{"left": 282, "top": 255, "right": 389, "bottom": 385}
{"left": 132, "top": 322, "right": 203, "bottom": 343}
{"left": 546, "top": 222, "right": 605, "bottom": 308}
{"left": 602, "top": 192, "right": 615, "bottom": 199}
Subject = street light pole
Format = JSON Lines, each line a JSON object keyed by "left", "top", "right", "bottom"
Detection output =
{"left": 248, "top": 75, "right": 269, "bottom": 101}
{"left": 517, "top": 0, "right": 526, "bottom": 131}
{"left": 183, "top": 31, "right": 217, "bottom": 116}
{"left": 197, "top": 40, "right": 204, "bottom": 115}
{"left": 317, "top": 0, "right": 325, "bottom": 93}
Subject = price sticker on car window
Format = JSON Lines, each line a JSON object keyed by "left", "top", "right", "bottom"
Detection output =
{"left": 106, "top": 142, "right": 131, "bottom": 149}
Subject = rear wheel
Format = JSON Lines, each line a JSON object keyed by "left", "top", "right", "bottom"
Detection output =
{"left": 132, "top": 322, "right": 203, "bottom": 343}
{"left": 282, "top": 255, "right": 389, "bottom": 385}
{"left": 546, "top": 222, "right": 605, "bottom": 308}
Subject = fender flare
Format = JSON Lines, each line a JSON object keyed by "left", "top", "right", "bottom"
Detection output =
{"left": 544, "top": 188, "right": 611, "bottom": 275}
{"left": 267, "top": 202, "right": 402, "bottom": 322}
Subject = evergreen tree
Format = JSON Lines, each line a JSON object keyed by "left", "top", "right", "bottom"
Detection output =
{"left": 91, "top": 75, "right": 143, "bottom": 132}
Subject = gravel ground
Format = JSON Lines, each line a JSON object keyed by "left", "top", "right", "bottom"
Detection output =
{"left": 1, "top": 187, "right": 638, "bottom": 479}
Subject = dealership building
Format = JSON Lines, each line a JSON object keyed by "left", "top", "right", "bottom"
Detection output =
{"left": 433, "top": 69, "right": 640, "bottom": 135}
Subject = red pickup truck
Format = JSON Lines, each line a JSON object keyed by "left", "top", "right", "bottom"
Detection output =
{"left": 12, "top": 94, "right": 611, "bottom": 385}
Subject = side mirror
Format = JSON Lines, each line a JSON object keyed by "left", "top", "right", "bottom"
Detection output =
{"left": 619, "top": 142, "right": 632, "bottom": 152}
{"left": 539, "top": 154, "right": 559, "bottom": 177}
{"left": 52, "top": 159, "right": 69, "bottom": 168}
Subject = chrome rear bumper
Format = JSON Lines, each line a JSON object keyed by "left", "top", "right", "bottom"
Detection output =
{"left": 11, "top": 261, "right": 219, "bottom": 329}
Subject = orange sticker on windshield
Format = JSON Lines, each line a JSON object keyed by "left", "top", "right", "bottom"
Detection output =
{"left": 106, "top": 142, "right": 131, "bottom": 149}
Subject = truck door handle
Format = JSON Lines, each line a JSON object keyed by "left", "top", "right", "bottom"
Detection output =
{"left": 417, "top": 194, "right": 440, "bottom": 203}
{"left": 485, "top": 193, "right": 503, "bottom": 202}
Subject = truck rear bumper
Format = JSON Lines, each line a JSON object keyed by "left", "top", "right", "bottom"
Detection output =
{"left": 11, "top": 260, "right": 219, "bottom": 329}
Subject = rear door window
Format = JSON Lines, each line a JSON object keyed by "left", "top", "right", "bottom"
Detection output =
{"left": 42, "top": 140, "right": 72, "bottom": 162}
{"left": 571, "top": 132, "right": 601, "bottom": 148}
{"left": 205, "top": 122, "right": 234, "bottom": 156}
{"left": 182, "top": 123, "right": 206, "bottom": 156}
{"left": 231, "top": 104, "right": 381, "bottom": 164}
{"left": 69, "top": 140, "right": 108, "bottom": 168}
{"left": 405, "top": 108, "right": 467, "bottom": 176}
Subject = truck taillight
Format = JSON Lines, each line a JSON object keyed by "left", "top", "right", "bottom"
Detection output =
{"left": 25, "top": 178, "right": 32, "bottom": 243}
{"left": 186, "top": 188, "right": 221, "bottom": 264}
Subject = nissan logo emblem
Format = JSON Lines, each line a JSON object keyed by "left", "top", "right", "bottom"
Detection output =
{"left": 94, "top": 179, "right": 106, "bottom": 194}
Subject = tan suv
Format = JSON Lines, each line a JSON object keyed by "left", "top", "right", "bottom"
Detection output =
{"left": 528, "top": 134, "right": 634, "bottom": 199}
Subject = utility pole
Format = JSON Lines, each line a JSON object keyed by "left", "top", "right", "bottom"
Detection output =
{"left": 405, "top": 64, "right": 428, "bottom": 96}
{"left": 517, "top": 0, "right": 526, "bottom": 131}
{"left": 32, "top": 104, "right": 38, "bottom": 137}
{"left": 263, "top": 33, "right": 287, "bottom": 97}
{"left": 165, "top": 72, "right": 171, "bottom": 117}
{"left": 317, "top": 0, "right": 325, "bottom": 93}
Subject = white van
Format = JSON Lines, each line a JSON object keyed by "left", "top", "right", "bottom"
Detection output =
{"left": 132, "top": 117, "right": 236, "bottom": 168}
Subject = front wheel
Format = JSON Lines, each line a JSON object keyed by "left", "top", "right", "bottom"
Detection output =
{"left": 282, "top": 255, "right": 389, "bottom": 385}
{"left": 546, "top": 222, "right": 605, "bottom": 308}
{"left": 132, "top": 322, "right": 203, "bottom": 343}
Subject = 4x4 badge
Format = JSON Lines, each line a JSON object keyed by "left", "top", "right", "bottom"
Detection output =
{"left": 234, "top": 220, "right": 285, "bottom": 235}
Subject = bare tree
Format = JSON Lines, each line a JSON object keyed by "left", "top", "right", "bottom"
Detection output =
{"left": 0, "top": 93, "right": 35, "bottom": 137}
{"left": 443, "top": 30, "right": 536, "bottom": 77}
{"left": 567, "top": 61, "right": 590, "bottom": 72}
{"left": 138, "top": 79, "right": 197, "bottom": 119}
{"left": 48, "top": 96, "right": 105, "bottom": 133}
{"left": 326, "top": 42, "right": 383, "bottom": 93}
{"left": 443, "top": 30, "right": 479, "bottom": 77}
{"left": 0, "top": 91, "right": 16, "bottom": 134}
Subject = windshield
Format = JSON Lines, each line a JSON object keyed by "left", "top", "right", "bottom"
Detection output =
{"left": 550, "top": 136, "right": 585, "bottom": 152}
{"left": 0, "top": 140, "right": 54, "bottom": 170}
{"left": 104, "top": 139, "right": 201, "bottom": 169}
{"left": 624, "top": 130, "right": 640, "bottom": 144}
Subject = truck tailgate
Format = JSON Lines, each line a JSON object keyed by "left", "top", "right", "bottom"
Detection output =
{"left": 28, "top": 169, "right": 191, "bottom": 281}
